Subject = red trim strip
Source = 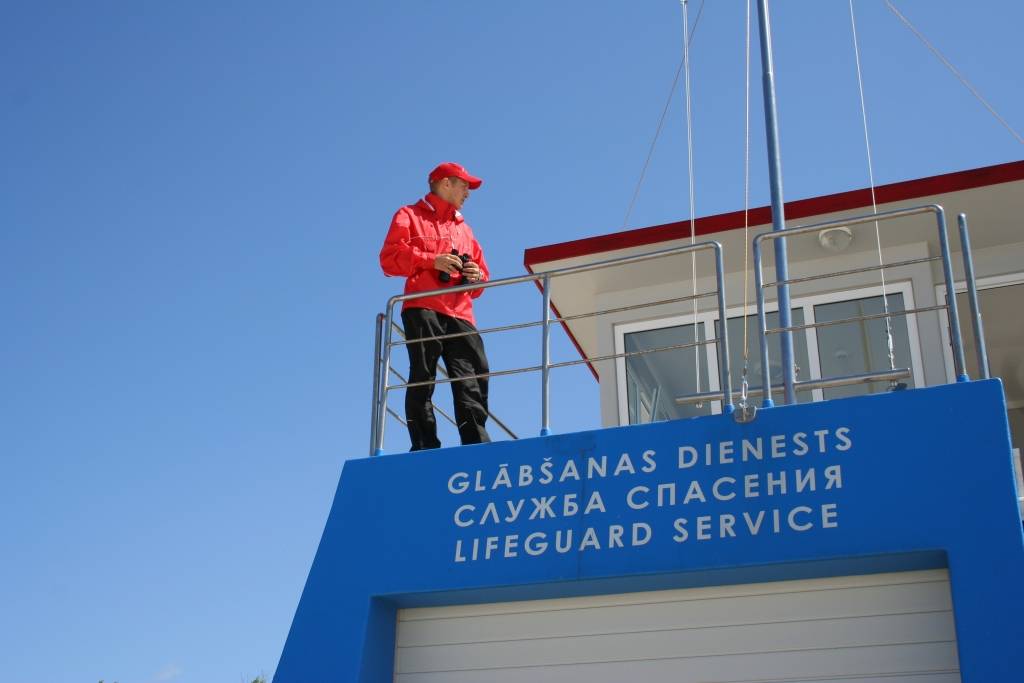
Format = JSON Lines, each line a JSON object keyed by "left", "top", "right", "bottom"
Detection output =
{"left": 524, "top": 160, "right": 1024, "bottom": 267}
{"left": 522, "top": 160, "right": 1024, "bottom": 381}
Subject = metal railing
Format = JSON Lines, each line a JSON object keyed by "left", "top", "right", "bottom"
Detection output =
{"left": 370, "top": 241, "right": 733, "bottom": 455}
{"left": 749, "top": 204, "right": 989, "bottom": 408}
{"left": 675, "top": 368, "right": 913, "bottom": 407}
{"left": 369, "top": 205, "right": 991, "bottom": 451}
{"left": 385, "top": 319, "right": 519, "bottom": 439}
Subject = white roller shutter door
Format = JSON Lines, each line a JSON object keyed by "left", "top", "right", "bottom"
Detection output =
{"left": 395, "top": 569, "right": 960, "bottom": 682}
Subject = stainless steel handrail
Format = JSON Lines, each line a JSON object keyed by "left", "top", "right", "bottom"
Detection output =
{"left": 761, "top": 255, "right": 943, "bottom": 289}
{"left": 768, "top": 304, "right": 949, "bottom": 335}
{"left": 372, "top": 313, "right": 471, "bottom": 450}
{"left": 369, "top": 313, "right": 384, "bottom": 454}
{"left": 388, "top": 321, "right": 518, "bottom": 440}
{"left": 753, "top": 204, "right": 971, "bottom": 408}
{"left": 674, "top": 368, "right": 912, "bottom": 407}
{"left": 372, "top": 240, "right": 732, "bottom": 455}
{"left": 387, "top": 291, "right": 718, "bottom": 347}
{"left": 387, "top": 367, "right": 457, "bottom": 431}
{"left": 372, "top": 204, "right": 991, "bottom": 450}
{"left": 389, "top": 336, "right": 723, "bottom": 390}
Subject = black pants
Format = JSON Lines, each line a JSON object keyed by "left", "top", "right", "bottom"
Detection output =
{"left": 401, "top": 308, "right": 491, "bottom": 450}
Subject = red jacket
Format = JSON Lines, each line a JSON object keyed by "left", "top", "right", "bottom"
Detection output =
{"left": 380, "top": 193, "right": 489, "bottom": 324}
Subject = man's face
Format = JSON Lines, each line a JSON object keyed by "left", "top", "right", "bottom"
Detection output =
{"left": 438, "top": 177, "right": 471, "bottom": 209}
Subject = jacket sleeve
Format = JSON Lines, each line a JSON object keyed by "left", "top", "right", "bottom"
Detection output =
{"left": 379, "top": 208, "right": 436, "bottom": 277}
{"left": 468, "top": 232, "right": 489, "bottom": 299}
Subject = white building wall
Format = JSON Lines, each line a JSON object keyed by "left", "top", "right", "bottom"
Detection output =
{"left": 395, "top": 569, "right": 960, "bottom": 682}
{"left": 595, "top": 236, "right": 1024, "bottom": 427}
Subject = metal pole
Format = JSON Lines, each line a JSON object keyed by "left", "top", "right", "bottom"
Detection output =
{"left": 369, "top": 313, "right": 384, "bottom": 456}
{"left": 753, "top": 236, "right": 774, "bottom": 407}
{"left": 713, "top": 243, "right": 734, "bottom": 414}
{"left": 936, "top": 209, "right": 968, "bottom": 382}
{"left": 375, "top": 301, "right": 398, "bottom": 455}
{"left": 540, "top": 275, "right": 552, "bottom": 436}
{"left": 755, "top": 0, "right": 797, "bottom": 405}
{"left": 958, "top": 213, "right": 990, "bottom": 379}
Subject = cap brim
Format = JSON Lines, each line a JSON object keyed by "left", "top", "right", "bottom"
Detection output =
{"left": 465, "top": 176, "right": 482, "bottom": 190}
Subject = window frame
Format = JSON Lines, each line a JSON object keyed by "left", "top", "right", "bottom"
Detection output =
{"left": 614, "top": 312, "right": 720, "bottom": 425}
{"left": 614, "top": 281, "right": 925, "bottom": 425}
{"left": 935, "top": 270, "right": 1024, "bottom": 392}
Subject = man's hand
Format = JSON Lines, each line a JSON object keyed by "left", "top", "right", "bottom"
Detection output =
{"left": 434, "top": 253, "right": 463, "bottom": 275}
{"left": 461, "top": 260, "right": 483, "bottom": 283}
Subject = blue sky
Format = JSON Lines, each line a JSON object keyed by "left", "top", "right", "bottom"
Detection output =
{"left": 1, "top": 1, "right": 1020, "bottom": 681}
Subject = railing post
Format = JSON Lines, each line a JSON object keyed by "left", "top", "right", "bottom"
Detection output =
{"left": 958, "top": 213, "right": 990, "bottom": 379}
{"left": 540, "top": 275, "right": 552, "bottom": 436}
{"left": 935, "top": 208, "right": 969, "bottom": 382}
{"left": 375, "top": 301, "right": 398, "bottom": 455}
{"left": 713, "top": 243, "right": 734, "bottom": 414}
{"left": 369, "top": 313, "right": 384, "bottom": 456}
{"left": 753, "top": 236, "right": 775, "bottom": 407}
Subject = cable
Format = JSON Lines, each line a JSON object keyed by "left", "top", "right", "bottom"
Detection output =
{"left": 622, "top": 0, "right": 706, "bottom": 229}
{"left": 849, "top": 0, "right": 897, "bottom": 373}
{"left": 884, "top": 0, "right": 1023, "bottom": 145}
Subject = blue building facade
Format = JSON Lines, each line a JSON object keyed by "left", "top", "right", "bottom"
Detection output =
{"left": 275, "top": 379, "right": 1024, "bottom": 682}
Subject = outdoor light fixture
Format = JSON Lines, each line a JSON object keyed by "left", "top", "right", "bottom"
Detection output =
{"left": 818, "top": 226, "right": 853, "bottom": 252}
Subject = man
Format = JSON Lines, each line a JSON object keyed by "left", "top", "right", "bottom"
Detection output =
{"left": 379, "top": 162, "right": 492, "bottom": 450}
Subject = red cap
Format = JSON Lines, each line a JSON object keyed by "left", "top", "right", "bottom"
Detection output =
{"left": 428, "top": 162, "right": 483, "bottom": 190}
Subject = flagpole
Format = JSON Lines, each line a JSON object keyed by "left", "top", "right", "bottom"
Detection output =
{"left": 755, "top": 0, "right": 797, "bottom": 404}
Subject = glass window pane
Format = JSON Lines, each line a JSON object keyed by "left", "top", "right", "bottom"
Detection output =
{"left": 721, "top": 310, "right": 813, "bottom": 403}
{"left": 624, "top": 323, "right": 711, "bottom": 423}
{"left": 956, "top": 284, "right": 1024, "bottom": 449}
{"left": 813, "top": 292, "right": 914, "bottom": 399}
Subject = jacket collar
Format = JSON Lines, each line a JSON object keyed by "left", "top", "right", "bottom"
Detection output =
{"left": 419, "top": 193, "right": 463, "bottom": 222}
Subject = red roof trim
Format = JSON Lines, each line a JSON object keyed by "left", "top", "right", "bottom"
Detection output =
{"left": 524, "top": 160, "right": 1024, "bottom": 267}
{"left": 523, "top": 160, "right": 1024, "bottom": 383}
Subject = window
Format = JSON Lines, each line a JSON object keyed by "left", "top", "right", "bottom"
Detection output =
{"left": 812, "top": 292, "right": 917, "bottom": 399}
{"left": 720, "top": 309, "right": 814, "bottom": 405}
{"left": 623, "top": 322, "right": 709, "bottom": 422}
{"left": 938, "top": 273, "right": 1024, "bottom": 450}
{"left": 616, "top": 283, "right": 924, "bottom": 425}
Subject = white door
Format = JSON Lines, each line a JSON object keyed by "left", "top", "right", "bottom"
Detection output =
{"left": 394, "top": 569, "right": 960, "bottom": 682}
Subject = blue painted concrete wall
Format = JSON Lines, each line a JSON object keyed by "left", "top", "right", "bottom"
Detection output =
{"left": 275, "top": 379, "right": 1024, "bottom": 682}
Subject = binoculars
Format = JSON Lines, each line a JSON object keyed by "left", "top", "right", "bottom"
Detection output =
{"left": 439, "top": 249, "right": 472, "bottom": 283}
